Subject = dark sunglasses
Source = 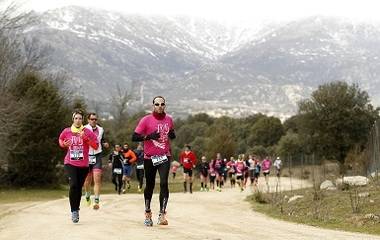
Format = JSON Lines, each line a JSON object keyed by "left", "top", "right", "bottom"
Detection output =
{"left": 154, "top": 103, "right": 165, "bottom": 106}
{"left": 89, "top": 118, "right": 97, "bottom": 121}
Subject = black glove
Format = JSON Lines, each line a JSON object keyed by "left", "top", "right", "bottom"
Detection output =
{"left": 146, "top": 131, "right": 160, "bottom": 140}
{"left": 168, "top": 129, "right": 176, "bottom": 140}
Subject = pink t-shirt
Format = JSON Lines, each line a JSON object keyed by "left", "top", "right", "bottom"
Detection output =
{"left": 235, "top": 161, "right": 246, "bottom": 175}
{"left": 134, "top": 113, "right": 174, "bottom": 158}
{"left": 262, "top": 159, "right": 272, "bottom": 171}
{"left": 59, "top": 128, "right": 99, "bottom": 167}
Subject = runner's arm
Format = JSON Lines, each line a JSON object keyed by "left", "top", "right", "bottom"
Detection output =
{"left": 128, "top": 150, "right": 137, "bottom": 164}
{"left": 168, "top": 129, "right": 176, "bottom": 139}
{"left": 132, "top": 131, "right": 160, "bottom": 142}
{"left": 84, "top": 130, "right": 99, "bottom": 149}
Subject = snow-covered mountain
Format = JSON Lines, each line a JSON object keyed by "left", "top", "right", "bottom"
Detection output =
{"left": 23, "top": 6, "right": 380, "bottom": 119}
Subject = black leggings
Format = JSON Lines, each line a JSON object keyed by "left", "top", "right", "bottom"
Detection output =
{"left": 144, "top": 157, "right": 170, "bottom": 213}
{"left": 64, "top": 164, "right": 89, "bottom": 212}
{"left": 112, "top": 173, "right": 123, "bottom": 192}
{"left": 136, "top": 168, "right": 144, "bottom": 189}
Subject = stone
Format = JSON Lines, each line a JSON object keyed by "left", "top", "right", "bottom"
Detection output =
{"left": 335, "top": 176, "right": 369, "bottom": 187}
{"left": 288, "top": 195, "right": 304, "bottom": 203}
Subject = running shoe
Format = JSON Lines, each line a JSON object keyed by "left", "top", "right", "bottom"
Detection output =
{"left": 127, "top": 183, "right": 131, "bottom": 189}
{"left": 71, "top": 210, "right": 79, "bottom": 223}
{"left": 122, "top": 189, "right": 126, "bottom": 194}
{"left": 85, "top": 197, "right": 91, "bottom": 207}
{"left": 144, "top": 212, "right": 153, "bottom": 227}
{"left": 157, "top": 212, "right": 168, "bottom": 225}
{"left": 93, "top": 198, "right": 100, "bottom": 210}
{"left": 200, "top": 187, "right": 204, "bottom": 192}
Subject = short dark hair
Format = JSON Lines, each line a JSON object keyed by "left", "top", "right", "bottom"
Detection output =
{"left": 152, "top": 96, "right": 165, "bottom": 104}
{"left": 87, "top": 112, "right": 97, "bottom": 119}
{"left": 184, "top": 144, "right": 191, "bottom": 150}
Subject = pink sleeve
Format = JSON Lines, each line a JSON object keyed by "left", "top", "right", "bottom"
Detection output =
{"left": 135, "top": 117, "right": 147, "bottom": 134}
{"left": 86, "top": 129, "right": 99, "bottom": 150}
{"left": 58, "top": 129, "right": 67, "bottom": 148}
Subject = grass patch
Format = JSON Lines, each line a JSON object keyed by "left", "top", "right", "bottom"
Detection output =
{"left": 247, "top": 182, "right": 380, "bottom": 235}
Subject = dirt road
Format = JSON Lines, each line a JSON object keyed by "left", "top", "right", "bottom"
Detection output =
{"left": 0, "top": 178, "right": 378, "bottom": 240}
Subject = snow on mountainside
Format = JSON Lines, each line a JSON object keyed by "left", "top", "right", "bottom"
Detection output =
{"left": 23, "top": 6, "right": 380, "bottom": 119}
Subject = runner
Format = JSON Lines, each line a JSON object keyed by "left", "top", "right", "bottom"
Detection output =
{"left": 226, "top": 156, "right": 236, "bottom": 188}
{"left": 59, "top": 110, "right": 98, "bottom": 223}
{"left": 235, "top": 155, "right": 246, "bottom": 192}
{"left": 122, "top": 143, "right": 137, "bottom": 193}
{"left": 242, "top": 154, "right": 249, "bottom": 188}
{"left": 253, "top": 158, "right": 261, "bottom": 192}
{"left": 262, "top": 156, "right": 272, "bottom": 192}
{"left": 170, "top": 160, "right": 180, "bottom": 179}
{"left": 134, "top": 142, "right": 145, "bottom": 193}
{"left": 179, "top": 144, "right": 197, "bottom": 194}
{"left": 83, "top": 112, "right": 109, "bottom": 210}
{"left": 132, "top": 96, "right": 176, "bottom": 226}
{"left": 214, "top": 153, "right": 224, "bottom": 192}
{"left": 273, "top": 156, "right": 282, "bottom": 178}
{"left": 108, "top": 144, "right": 124, "bottom": 195}
{"left": 199, "top": 156, "right": 209, "bottom": 191}
{"left": 222, "top": 158, "right": 228, "bottom": 183}
{"left": 209, "top": 159, "right": 217, "bottom": 190}
{"left": 247, "top": 155, "right": 256, "bottom": 186}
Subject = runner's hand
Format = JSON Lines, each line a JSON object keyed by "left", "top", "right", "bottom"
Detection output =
{"left": 63, "top": 139, "right": 71, "bottom": 147}
{"left": 146, "top": 131, "right": 160, "bottom": 140}
{"left": 80, "top": 130, "right": 89, "bottom": 141}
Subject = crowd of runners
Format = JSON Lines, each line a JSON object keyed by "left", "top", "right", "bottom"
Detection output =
{"left": 173, "top": 151, "right": 282, "bottom": 193}
{"left": 58, "top": 95, "right": 283, "bottom": 226}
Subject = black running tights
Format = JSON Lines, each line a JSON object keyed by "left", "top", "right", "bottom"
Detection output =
{"left": 64, "top": 164, "right": 89, "bottom": 212}
{"left": 143, "top": 157, "right": 170, "bottom": 213}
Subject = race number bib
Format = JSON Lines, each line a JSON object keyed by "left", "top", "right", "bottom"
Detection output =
{"left": 136, "top": 164, "right": 144, "bottom": 169}
{"left": 151, "top": 155, "right": 168, "bottom": 166}
{"left": 70, "top": 149, "right": 83, "bottom": 160}
{"left": 89, "top": 155, "right": 97, "bottom": 165}
{"left": 113, "top": 168, "right": 122, "bottom": 174}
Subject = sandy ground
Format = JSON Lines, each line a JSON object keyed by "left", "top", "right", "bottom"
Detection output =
{"left": 0, "top": 177, "right": 379, "bottom": 240}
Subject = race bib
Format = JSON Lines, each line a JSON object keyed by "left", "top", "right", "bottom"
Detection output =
{"left": 237, "top": 173, "right": 243, "bottom": 176}
{"left": 70, "top": 149, "right": 83, "bottom": 160}
{"left": 136, "top": 164, "right": 144, "bottom": 169}
{"left": 210, "top": 173, "right": 216, "bottom": 176}
{"left": 89, "top": 155, "right": 97, "bottom": 165}
{"left": 113, "top": 168, "right": 122, "bottom": 174}
{"left": 151, "top": 155, "right": 168, "bottom": 166}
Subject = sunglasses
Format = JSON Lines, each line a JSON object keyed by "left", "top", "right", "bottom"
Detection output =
{"left": 89, "top": 118, "right": 97, "bottom": 121}
{"left": 154, "top": 103, "right": 165, "bottom": 106}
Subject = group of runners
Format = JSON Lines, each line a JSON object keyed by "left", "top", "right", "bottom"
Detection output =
{"left": 58, "top": 95, "right": 283, "bottom": 226}
{"left": 174, "top": 150, "right": 283, "bottom": 193}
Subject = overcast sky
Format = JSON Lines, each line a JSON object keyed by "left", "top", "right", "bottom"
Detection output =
{"left": 6, "top": 0, "right": 380, "bottom": 24}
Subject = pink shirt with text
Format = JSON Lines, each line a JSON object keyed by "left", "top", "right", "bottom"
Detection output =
{"left": 134, "top": 114, "right": 174, "bottom": 158}
{"left": 59, "top": 128, "right": 99, "bottom": 167}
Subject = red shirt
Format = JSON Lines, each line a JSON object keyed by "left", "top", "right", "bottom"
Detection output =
{"left": 179, "top": 151, "right": 197, "bottom": 170}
